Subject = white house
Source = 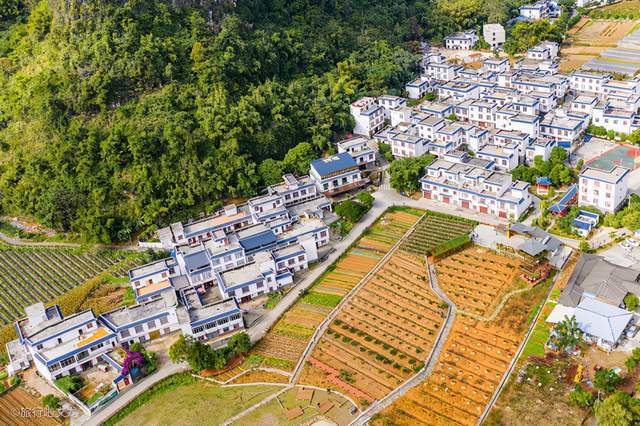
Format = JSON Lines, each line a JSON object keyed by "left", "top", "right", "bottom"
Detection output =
{"left": 377, "top": 95, "right": 407, "bottom": 118}
{"left": 7, "top": 304, "right": 118, "bottom": 382}
{"left": 579, "top": 166, "right": 630, "bottom": 214}
{"left": 350, "top": 97, "right": 385, "bottom": 136}
{"left": 570, "top": 71, "right": 611, "bottom": 94}
{"left": 310, "top": 153, "right": 367, "bottom": 196}
{"left": 444, "top": 31, "right": 479, "bottom": 50}
{"left": 592, "top": 102, "right": 640, "bottom": 135}
{"left": 526, "top": 42, "right": 559, "bottom": 61}
{"left": 337, "top": 137, "right": 376, "bottom": 169}
{"left": 420, "top": 158, "right": 532, "bottom": 219}
{"left": 476, "top": 143, "right": 520, "bottom": 171}
{"left": 405, "top": 78, "right": 431, "bottom": 100}
{"left": 483, "top": 24, "right": 506, "bottom": 50}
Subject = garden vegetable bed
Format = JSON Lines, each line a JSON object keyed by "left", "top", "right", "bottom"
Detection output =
{"left": 401, "top": 212, "right": 475, "bottom": 257}
{"left": 0, "top": 248, "right": 125, "bottom": 325}
{"left": 374, "top": 246, "right": 549, "bottom": 426}
{"left": 234, "top": 208, "right": 424, "bottom": 375}
{"left": 303, "top": 250, "right": 447, "bottom": 405}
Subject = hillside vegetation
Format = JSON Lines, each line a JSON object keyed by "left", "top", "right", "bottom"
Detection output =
{"left": 0, "top": 0, "right": 526, "bottom": 243}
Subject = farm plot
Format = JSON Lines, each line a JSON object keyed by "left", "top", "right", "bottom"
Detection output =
{"left": 303, "top": 250, "right": 447, "bottom": 405}
{"left": 242, "top": 208, "right": 425, "bottom": 375}
{"left": 401, "top": 213, "right": 475, "bottom": 256}
{"left": 374, "top": 248, "right": 550, "bottom": 426}
{"left": 434, "top": 246, "right": 520, "bottom": 316}
{"left": 0, "top": 248, "right": 124, "bottom": 325}
{"left": 0, "top": 387, "right": 59, "bottom": 426}
{"left": 560, "top": 19, "right": 640, "bottom": 71}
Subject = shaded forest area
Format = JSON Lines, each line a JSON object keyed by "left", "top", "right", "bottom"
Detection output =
{"left": 0, "top": 0, "right": 527, "bottom": 242}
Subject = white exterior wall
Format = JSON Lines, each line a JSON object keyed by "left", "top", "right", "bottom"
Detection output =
{"left": 579, "top": 175, "right": 629, "bottom": 214}
{"left": 182, "top": 312, "right": 244, "bottom": 342}
{"left": 116, "top": 311, "right": 181, "bottom": 345}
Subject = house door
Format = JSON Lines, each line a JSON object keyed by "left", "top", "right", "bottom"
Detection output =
{"left": 81, "top": 361, "right": 93, "bottom": 371}
{"left": 479, "top": 206, "right": 488, "bottom": 213}
{"left": 241, "top": 295, "right": 252, "bottom": 303}
{"left": 148, "top": 330, "right": 161, "bottom": 340}
{"left": 461, "top": 200, "right": 470, "bottom": 209}
{"left": 423, "top": 191, "right": 431, "bottom": 199}
{"left": 499, "top": 211, "right": 507, "bottom": 219}
{"left": 442, "top": 196, "right": 450, "bottom": 204}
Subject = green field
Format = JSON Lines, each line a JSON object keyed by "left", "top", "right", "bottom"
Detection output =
{"left": 108, "top": 374, "right": 280, "bottom": 425}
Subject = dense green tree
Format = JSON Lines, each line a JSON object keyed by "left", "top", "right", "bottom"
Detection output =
{"left": 389, "top": 154, "right": 436, "bottom": 193}
{"left": 594, "top": 368, "right": 623, "bottom": 394}
{"left": 569, "top": 384, "right": 595, "bottom": 408}
{"left": 595, "top": 391, "right": 640, "bottom": 426}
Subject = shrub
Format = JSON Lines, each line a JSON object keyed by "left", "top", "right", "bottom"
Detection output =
{"left": 624, "top": 294, "right": 639, "bottom": 311}
{"left": 55, "top": 375, "right": 84, "bottom": 394}
{"left": 42, "top": 394, "right": 60, "bottom": 409}
{"left": 569, "top": 384, "right": 595, "bottom": 408}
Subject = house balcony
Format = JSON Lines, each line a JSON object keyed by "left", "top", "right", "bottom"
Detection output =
{"left": 322, "top": 178, "right": 369, "bottom": 197}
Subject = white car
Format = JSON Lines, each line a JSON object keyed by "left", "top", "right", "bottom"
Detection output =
{"left": 627, "top": 238, "right": 640, "bottom": 248}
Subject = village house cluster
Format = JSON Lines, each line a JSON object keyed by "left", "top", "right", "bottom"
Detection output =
{"left": 4, "top": 156, "right": 383, "bottom": 394}
{"left": 350, "top": 43, "right": 640, "bottom": 219}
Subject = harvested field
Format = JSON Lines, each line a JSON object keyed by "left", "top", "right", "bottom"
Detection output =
{"left": 230, "top": 370, "right": 289, "bottom": 384}
{"left": 435, "top": 246, "right": 520, "bottom": 316}
{"left": 0, "top": 387, "right": 59, "bottom": 425}
{"left": 374, "top": 246, "right": 551, "bottom": 426}
{"left": 303, "top": 250, "right": 447, "bottom": 405}
{"left": 232, "top": 208, "right": 424, "bottom": 377}
{"left": 560, "top": 19, "right": 640, "bottom": 72}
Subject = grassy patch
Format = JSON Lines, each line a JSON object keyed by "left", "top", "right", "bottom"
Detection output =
{"left": 104, "top": 373, "right": 279, "bottom": 426}
{"left": 300, "top": 291, "right": 342, "bottom": 307}
{"left": 262, "top": 357, "right": 295, "bottom": 370}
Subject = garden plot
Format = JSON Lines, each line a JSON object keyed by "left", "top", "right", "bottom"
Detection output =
{"left": 0, "top": 248, "right": 124, "bottom": 325}
{"left": 375, "top": 247, "right": 551, "bottom": 426}
{"left": 401, "top": 213, "right": 475, "bottom": 256}
{"left": 0, "top": 388, "right": 58, "bottom": 426}
{"left": 234, "top": 208, "right": 424, "bottom": 376}
{"left": 304, "top": 251, "right": 447, "bottom": 405}
{"left": 560, "top": 19, "right": 640, "bottom": 72}
{"left": 435, "top": 246, "right": 520, "bottom": 316}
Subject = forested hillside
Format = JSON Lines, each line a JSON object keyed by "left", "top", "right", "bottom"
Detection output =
{"left": 0, "top": 0, "right": 525, "bottom": 243}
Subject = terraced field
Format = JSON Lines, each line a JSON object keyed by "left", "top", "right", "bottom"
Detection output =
{"left": 0, "top": 248, "right": 125, "bottom": 324}
{"left": 245, "top": 208, "right": 425, "bottom": 373}
{"left": 374, "top": 246, "right": 544, "bottom": 426}
{"left": 402, "top": 213, "right": 475, "bottom": 256}
{"left": 305, "top": 250, "right": 447, "bottom": 405}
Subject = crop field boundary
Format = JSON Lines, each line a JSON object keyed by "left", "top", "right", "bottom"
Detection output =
{"left": 290, "top": 210, "right": 428, "bottom": 384}
{"left": 476, "top": 269, "right": 561, "bottom": 425}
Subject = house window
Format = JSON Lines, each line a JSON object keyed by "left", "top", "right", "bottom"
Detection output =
{"left": 60, "top": 356, "right": 75, "bottom": 368}
{"left": 160, "top": 317, "right": 169, "bottom": 326}
{"left": 121, "top": 329, "right": 131, "bottom": 338}
{"left": 147, "top": 320, "right": 156, "bottom": 330}
{"left": 135, "top": 325, "right": 144, "bottom": 334}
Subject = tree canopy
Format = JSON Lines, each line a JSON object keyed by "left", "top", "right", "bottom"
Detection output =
{"left": 0, "top": 0, "right": 422, "bottom": 242}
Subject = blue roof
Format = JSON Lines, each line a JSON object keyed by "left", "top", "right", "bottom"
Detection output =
{"left": 310, "top": 153, "right": 357, "bottom": 177}
{"left": 549, "top": 184, "right": 577, "bottom": 213}
{"left": 537, "top": 177, "right": 552, "bottom": 185}
{"left": 572, "top": 218, "right": 593, "bottom": 231}
{"left": 239, "top": 229, "right": 277, "bottom": 251}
